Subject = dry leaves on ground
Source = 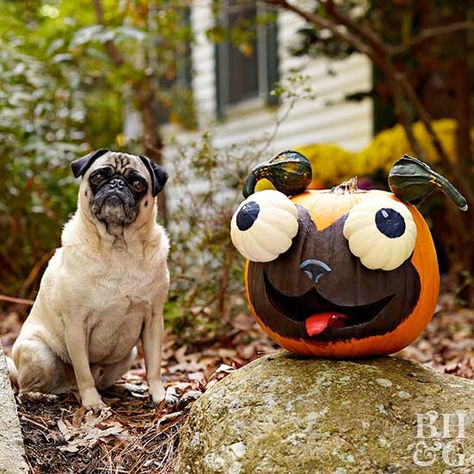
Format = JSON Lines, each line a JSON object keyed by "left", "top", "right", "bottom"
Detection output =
{"left": 397, "top": 292, "right": 474, "bottom": 378}
{"left": 1, "top": 290, "right": 472, "bottom": 473}
{"left": 3, "top": 310, "right": 275, "bottom": 473}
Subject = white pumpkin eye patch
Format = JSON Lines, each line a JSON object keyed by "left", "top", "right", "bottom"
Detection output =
{"left": 343, "top": 197, "right": 417, "bottom": 271}
{"left": 230, "top": 190, "right": 299, "bottom": 262}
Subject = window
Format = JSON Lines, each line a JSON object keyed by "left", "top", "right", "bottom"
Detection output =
{"left": 216, "top": 1, "right": 279, "bottom": 117}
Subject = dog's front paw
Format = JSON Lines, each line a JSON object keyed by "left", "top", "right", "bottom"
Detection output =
{"left": 81, "top": 387, "right": 107, "bottom": 411}
{"left": 148, "top": 379, "right": 166, "bottom": 405}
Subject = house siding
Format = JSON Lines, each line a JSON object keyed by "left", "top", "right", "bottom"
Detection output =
{"left": 190, "top": 2, "right": 373, "bottom": 153}
{"left": 190, "top": 1, "right": 217, "bottom": 121}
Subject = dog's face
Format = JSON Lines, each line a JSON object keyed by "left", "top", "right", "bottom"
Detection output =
{"left": 71, "top": 149, "right": 168, "bottom": 228}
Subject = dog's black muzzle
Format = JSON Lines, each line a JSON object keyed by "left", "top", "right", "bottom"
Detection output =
{"left": 91, "top": 178, "right": 139, "bottom": 226}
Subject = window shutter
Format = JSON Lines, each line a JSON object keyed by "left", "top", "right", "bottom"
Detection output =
{"left": 177, "top": 6, "right": 192, "bottom": 90}
{"left": 215, "top": 41, "right": 224, "bottom": 119}
{"left": 265, "top": 12, "right": 279, "bottom": 107}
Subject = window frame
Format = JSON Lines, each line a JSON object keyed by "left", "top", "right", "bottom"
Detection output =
{"left": 215, "top": 1, "right": 279, "bottom": 119}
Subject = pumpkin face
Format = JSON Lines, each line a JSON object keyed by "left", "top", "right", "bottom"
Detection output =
{"left": 231, "top": 152, "right": 466, "bottom": 358}
{"left": 242, "top": 187, "right": 439, "bottom": 358}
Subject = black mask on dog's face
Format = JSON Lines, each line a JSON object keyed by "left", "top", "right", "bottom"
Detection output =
{"left": 88, "top": 165, "right": 148, "bottom": 227}
{"left": 71, "top": 150, "right": 169, "bottom": 227}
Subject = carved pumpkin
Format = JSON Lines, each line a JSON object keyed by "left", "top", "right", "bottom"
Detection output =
{"left": 231, "top": 152, "right": 467, "bottom": 358}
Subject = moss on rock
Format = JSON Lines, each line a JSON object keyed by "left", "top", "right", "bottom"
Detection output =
{"left": 177, "top": 351, "right": 474, "bottom": 474}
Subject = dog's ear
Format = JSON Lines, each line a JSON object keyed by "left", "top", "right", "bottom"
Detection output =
{"left": 139, "top": 155, "right": 169, "bottom": 196}
{"left": 71, "top": 149, "right": 109, "bottom": 178}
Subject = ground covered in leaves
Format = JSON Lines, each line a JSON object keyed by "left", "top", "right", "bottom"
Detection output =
{"left": 0, "top": 289, "right": 472, "bottom": 473}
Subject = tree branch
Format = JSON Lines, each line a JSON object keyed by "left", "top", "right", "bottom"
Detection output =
{"left": 321, "top": 0, "right": 395, "bottom": 57}
{"left": 391, "top": 21, "right": 474, "bottom": 55}
{"left": 265, "top": 0, "right": 473, "bottom": 203}
{"left": 0, "top": 295, "right": 34, "bottom": 306}
{"left": 92, "top": 0, "right": 125, "bottom": 66}
{"left": 265, "top": 0, "right": 375, "bottom": 59}
{"left": 264, "top": 0, "right": 422, "bottom": 155}
{"left": 398, "top": 76, "right": 474, "bottom": 203}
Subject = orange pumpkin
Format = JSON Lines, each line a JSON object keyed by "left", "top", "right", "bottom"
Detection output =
{"left": 245, "top": 186, "right": 438, "bottom": 358}
{"left": 231, "top": 152, "right": 466, "bottom": 358}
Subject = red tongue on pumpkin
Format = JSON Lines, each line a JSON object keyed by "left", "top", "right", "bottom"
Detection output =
{"left": 305, "top": 312, "right": 350, "bottom": 336}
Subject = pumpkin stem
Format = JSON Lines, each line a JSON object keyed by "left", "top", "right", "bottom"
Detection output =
{"left": 388, "top": 155, "right": 468, "bottom": 211}
{"left": 242, "top": 150, "right": 312, "bottom": 198}
{"left": 332, "top": 177, "right": 359, "bottom": 193}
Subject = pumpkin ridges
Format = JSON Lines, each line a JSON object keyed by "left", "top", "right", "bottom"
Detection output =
{"left": 379, "top": 203, "right": 439, "bottom": 351}
{"left": 244, "top": 191, "right": 440, "bottom": 358}
{"left": 292, "top": 189, "right": 389, "bottom": 231}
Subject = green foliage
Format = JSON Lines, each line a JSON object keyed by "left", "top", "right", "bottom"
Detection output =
{"left": 0, "top": 38, "right": 85, "bottom": 295}
{"left": 0, "top": 0, "right": 196, "bottom": 298}
{"left": 165, "top": 132, "right": 260, "bottom": 341}
{"left": 0, "top": 0, "right": 269, "bottom": 339}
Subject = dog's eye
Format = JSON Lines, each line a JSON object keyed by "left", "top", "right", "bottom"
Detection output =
{"left": 89, "top": 168, "right": 112, "bottom": 186}
{"left": 131, "top": 179, "right": 146, "bottom": 193}
{"left": 90, "top": 171, "right": 106, "bottom": 185}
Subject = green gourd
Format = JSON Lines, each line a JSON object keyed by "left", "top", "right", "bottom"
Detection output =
{"left": 388, "top": 155, "right": 468, "bottom": 211}
{"left": 243, "top": 150, "right": 312, "bottom": 198}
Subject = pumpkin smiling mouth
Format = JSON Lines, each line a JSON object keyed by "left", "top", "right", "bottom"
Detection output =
{"left": 264, "top": 273, "right": 394, "bottom": 338}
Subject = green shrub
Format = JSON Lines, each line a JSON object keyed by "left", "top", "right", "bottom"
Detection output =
{"left": 0, "top": 39, "right": 86, "bottom": 297}
{"left": 165, "top": 132, "right": 260, "bottom": 341}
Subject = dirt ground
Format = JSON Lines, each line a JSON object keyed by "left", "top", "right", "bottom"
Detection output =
{"left": 0, "top": 289, "right": 472, "bottom": 473}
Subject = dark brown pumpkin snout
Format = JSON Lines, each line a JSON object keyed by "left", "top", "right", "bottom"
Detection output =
{"left": 300, "top": 259, "right": 332, "bottom": 284}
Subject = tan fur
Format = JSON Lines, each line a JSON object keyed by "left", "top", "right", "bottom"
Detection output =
{"left": 10, "top": 152, "right": 170, "bottom": 410}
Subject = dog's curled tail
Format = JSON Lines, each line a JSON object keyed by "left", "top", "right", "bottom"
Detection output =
{"left": 5, "top": 356, "right": 19, "bottom": 391}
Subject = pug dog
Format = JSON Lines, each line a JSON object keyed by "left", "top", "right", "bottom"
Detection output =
{"left": 8, "top": 149, "right": 170, "bottom": 410}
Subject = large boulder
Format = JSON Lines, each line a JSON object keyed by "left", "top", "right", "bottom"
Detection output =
{"left": 177, "top": 351, "right": 474, "bottom": 473}
{"left": 0, "top": 344, "right": 27, "bottom": 474}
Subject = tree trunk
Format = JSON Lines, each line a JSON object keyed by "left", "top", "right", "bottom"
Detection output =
{"left": 445, "top": 20, "right": 473, "bottom": 301}
{"left": 92, "top": 0, "right": 168, "bottom": 224}
{"left": 134, "top": 80, "right": 168, "bottom": 224}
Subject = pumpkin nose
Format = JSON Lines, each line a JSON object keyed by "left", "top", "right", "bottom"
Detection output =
{"left": 300, "top": 259, "right": 331, "bottom": 283}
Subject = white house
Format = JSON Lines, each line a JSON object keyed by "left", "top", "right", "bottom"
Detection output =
{"left": 125, "top": 1, "right": 373, "bottom": 156}
{"left": 189, "top": 1, "right": 373, "bottom": 154}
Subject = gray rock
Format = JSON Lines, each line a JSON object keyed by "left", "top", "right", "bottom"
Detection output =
{"left": 177, "top": 351, "right": 474, "bottom": 474}
{"left": 0, "top": 344, "right": 27, "bottom": 474}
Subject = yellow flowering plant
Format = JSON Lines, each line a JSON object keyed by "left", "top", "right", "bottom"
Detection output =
{"left": 296, "top": 119, "right": 466, "bottom": 187}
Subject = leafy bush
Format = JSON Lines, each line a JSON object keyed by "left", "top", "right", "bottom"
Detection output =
{"left": 164, "top": 132, "right": 263, "bottom": 341}
{"left": 0, "top": 39, "right": 86, "bottom": 297}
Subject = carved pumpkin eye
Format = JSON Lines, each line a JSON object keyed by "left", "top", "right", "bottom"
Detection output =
{"left": 230, "top": 190, "right": 299, "bottom": 262}
{"left": 343, "top": 197, "right": 417, "bottom": 271}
